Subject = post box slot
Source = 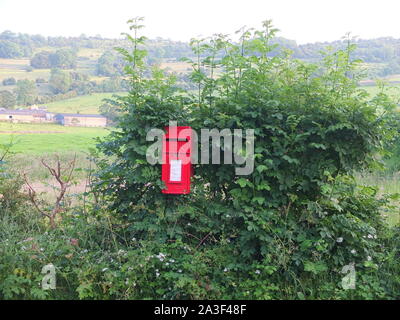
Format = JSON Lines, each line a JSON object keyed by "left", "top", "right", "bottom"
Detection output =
{"left": 165, "top": 138, "right": 188, "bottom": 142}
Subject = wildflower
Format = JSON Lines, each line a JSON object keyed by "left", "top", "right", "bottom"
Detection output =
{"left": 336, "top": 237, "right": 343, "bottom": 243}
{"left": 169, "top": 259, "right": 175, "bottom": 263}
{"left": 102, "top": 268, "right": 108, "bottom": 272}
{"left": 117, "top": 249, "right": 126, "bottom": 256}
{"left": 156, "top": 272, "right": 160, "bottom": 277}
{"left": 70, "top": 238, "right": 79, "bottom": 246}
{"left": 156, "top": 253, "right": 166, "bottom": 261}
{"left": 131, "top": 237, "right": 136, "bottom": 242}
{"left": 351, "top": 249, "right": 357, "bottom": 254}
{"left": 367, "top": 256, "right": 372, "bottom": 261}
{"left": 178, "top": 269, "right": 182, "bottom": 273}
{"left": 224, "top": 268, "right": 229, "bottom": 272}
{"left": 255, "top": 270, "right": 261, "bottom": 274}
{"left": 166, "top": 262, "right": 170, "bottom": 266}
{"left": 367, "top": 234, "right": 373, "bottom": 239}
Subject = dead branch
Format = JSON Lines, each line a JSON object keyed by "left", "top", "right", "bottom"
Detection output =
{"left": 23, "top": 154, "right": 77, "bottom": 229}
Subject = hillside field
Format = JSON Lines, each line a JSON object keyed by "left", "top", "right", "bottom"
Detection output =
{"left": 39, "top": 92, "right": 127, "bottom": 114}
{"left": 0, "top": 122, "right": 109, "bottom": 154}
{"left": 362, "top": 83, "right": 400, "bottom": 98}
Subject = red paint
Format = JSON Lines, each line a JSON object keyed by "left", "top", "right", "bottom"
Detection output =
{"left": 162, "top": 126, "right": 192, "bottom": 194}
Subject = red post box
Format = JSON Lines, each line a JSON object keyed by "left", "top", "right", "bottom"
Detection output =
{"left": 162, "top": 126, "right": 192, "bottom": 194}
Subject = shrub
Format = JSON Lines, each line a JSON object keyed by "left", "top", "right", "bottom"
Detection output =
{"left": 93, "top": 19, "right": 400, "bottom": 299}
{"left": 2, "top": 77, "right": 16, "bottom": 86}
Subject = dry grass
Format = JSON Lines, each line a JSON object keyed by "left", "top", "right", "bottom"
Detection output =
{"left": 160, "top": 61, "right": 192, "bottom": 73}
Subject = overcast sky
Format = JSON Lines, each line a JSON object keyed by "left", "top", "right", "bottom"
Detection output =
{"left": 0, "top": 0, "right": 399, "bottom": 44}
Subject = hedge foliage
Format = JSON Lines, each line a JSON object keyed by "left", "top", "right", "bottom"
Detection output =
{"left": 1, "top": 19, "right": 399, "bottom": 300}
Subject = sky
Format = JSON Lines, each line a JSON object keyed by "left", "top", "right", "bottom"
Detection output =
{"left": 0, "top": 0, "right": 399, "bottom": 44}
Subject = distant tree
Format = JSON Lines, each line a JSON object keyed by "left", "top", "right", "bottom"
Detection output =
{"left": 387, "top": 59, "right": 400, "bottom": 75}
{"left": 70, "top": 81, "right": 95, "bottom": 95}
{"left": 0, "top": 40, "right": 24, "bottom": 58}
{"left": 99, "top": 77, "right": 127, "bottom": 92}
{"left": 50, "top": 49, "right": 77, "bottom": 69}
{"left": 30, "top": 51, "right": 52, "bottom": 68}
{"left": 70, "top": 71, "right": 89, "bottom": 81}
{"left": 0, "top": 30, "right": 17, "bottom": 40}
{"left": 99, "top": 101, "right": 120, "bottom": 124}
{"left": 35, "top": 78, "right": 46, "bottom": 84}
{"left": 14, "top": 79, "right": 37, "bottom": 106}
{"left": 96, "top": 51, "right": 125, "bottom": 76}
{"left": 2, "top": 77, "right": 16, "bottom": 86}
{"left": 0, "top": 90, "right": 16, "bottom": 109}
{"left": 49, "top": 68, "right": 72, "bottom": 94}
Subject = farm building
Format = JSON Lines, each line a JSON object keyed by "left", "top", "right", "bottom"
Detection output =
{"left": 0, "top": 109, "right": 107, "bottom": 127}
{"left": 0, "top": 109, "right": 47, "bottom": 123}
{"left": 54, "top": 113, "right": 107, "bottom": 127}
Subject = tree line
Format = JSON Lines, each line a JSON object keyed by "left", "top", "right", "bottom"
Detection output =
{"left": 1, "top": 30, "right": 400, "bottom": 76}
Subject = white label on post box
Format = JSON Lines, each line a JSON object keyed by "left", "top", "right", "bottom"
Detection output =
{"left": 170, "top": 160, "right": 182, "bottom": 182}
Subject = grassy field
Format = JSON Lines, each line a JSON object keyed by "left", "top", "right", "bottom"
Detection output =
{"left": 356, "top": 172, "right": 400, "bottom": 226}
{"left": 362, "top": 83, "right": 400, "bottom": 98}
{"left": 39, "top": 92, "right": 126, "bottom": 114}
{"left": 0, "top": 47, "right": 105, "bottom": 88}
{"left": 0, "top": 122, "right": 109, "bottom": 155}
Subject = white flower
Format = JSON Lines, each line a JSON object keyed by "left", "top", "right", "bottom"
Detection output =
{"left": 178, "top": 269, "right": 182, "bottom": 273}
{"left": 169, "top": 259, "right": 175, "bottom": 263}
{"left": 156, "top": 253, "right": 166, "bottom": 261}
{"left": 102, "top": 268, "right": 108, "bottom": 272}
{"left": 224, "top": 268, "right": 229, "bottom": 272}
{"left": 131, "top": 237, "right": 136, "bottom": 242}
{"left": 336, "top": 237, "right": 343, "bottom": 243}
{"left": 367, "top": 256, "right": 372, "bottom": 261}
{"left": 255, "top": 270, "right": 261, "bottom": 274}
{"left": 351, "top": 249, "right": 357, "bottom": 254}
{"left": 367, "top": 234, "right": 373, "bottom": 239}
{"left": 156, "top": 272, "right": 160, "bottom": 277}
{"left": 187, "top": 223, "right": 191, "bottom": 226}
{"left": 166, "top": 262, "right": 170, "bottom": 266}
